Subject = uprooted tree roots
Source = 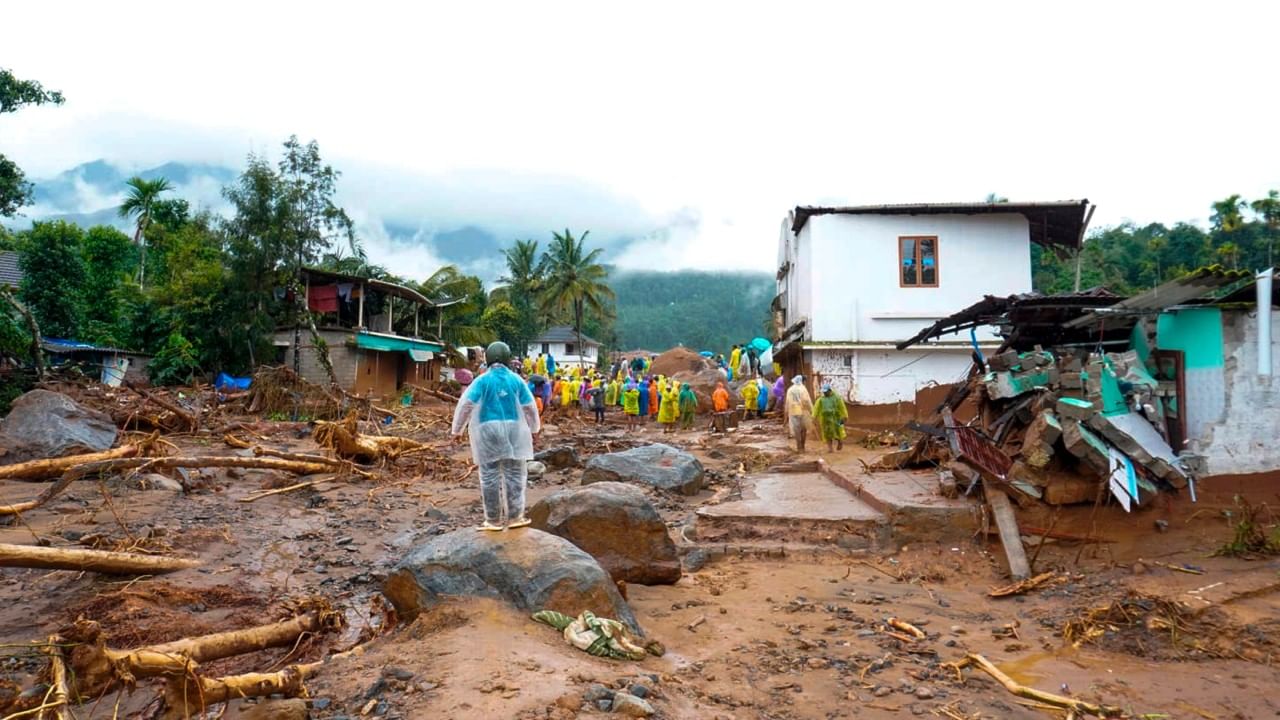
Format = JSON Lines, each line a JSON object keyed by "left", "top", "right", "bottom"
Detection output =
{"left": 312, "top": 413, "right": 428, "bottom": 463}
{"left": 1062, "top": 591, "right": 1280, "bottom": 663}
{"left": 25, "top": 600, "right": 350, "bottom": 719}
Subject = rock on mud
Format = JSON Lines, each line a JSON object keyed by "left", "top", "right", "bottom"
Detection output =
{"left": 383, "top": 528, "right": 642, "bottom": 634}
{"left": 0, "top": 389, "right": 118, "bottom": 464}
{"left": 581, "top": 444, "right": 704, "bottom": 496}
{"left": 529, "top": 481, "right": 681, "bottom": 585}
{"left": 534, "top": 445, "right": 580, "bottom": 469}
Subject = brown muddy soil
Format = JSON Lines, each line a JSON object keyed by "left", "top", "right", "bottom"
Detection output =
{"left": 2, "top": 406, "right": 1278, "bottom": 719}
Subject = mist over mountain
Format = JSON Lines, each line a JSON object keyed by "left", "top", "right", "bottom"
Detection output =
{"left": 12, "top": 159, "right": 720, "bottom": 282}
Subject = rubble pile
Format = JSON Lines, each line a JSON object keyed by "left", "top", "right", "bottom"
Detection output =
{"left": 935, "top": 344, "right": 1191, "bottom": 510}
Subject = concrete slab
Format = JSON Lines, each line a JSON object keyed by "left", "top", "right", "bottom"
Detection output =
{"left": 823, "top": 457, "right": 980, "bottom": 543}
{"left": 698, "top": 473, "right": 883, "bottom": 522}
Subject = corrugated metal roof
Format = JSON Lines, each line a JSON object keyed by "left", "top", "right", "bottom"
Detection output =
{"left": 1063, "top": 266, "right": 1252, "bottom": 329}
{"left": 0, "top": 251, "right": 23, "bottom": 288}
{"left": 535, "top": 326, "right": 604, "bottom": 345}
{"left": 790, "top": 200, "right": 1093, "bottom": 251}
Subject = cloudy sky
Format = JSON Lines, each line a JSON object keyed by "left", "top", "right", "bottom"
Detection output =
{"left": 5, "top": 1, "right": 1279, "bottom": 279}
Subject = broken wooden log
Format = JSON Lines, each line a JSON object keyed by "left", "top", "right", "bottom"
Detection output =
{"left": 162, "top": 664, "right": 315, "bottom": 720}
{"left": 43, "top": 636, "right": 72, "bottom": 720}
{"left": 0, "top": 543, "right": 200, "bottom": 575}
{"left": 124, "top": 381, "right": 197, "bottom": 431}
{"left": 0, "top": 444, "right": 142, "bottom": 483}
{"left": 989, "top": 571, "right": 1061, "bottom": 598}
{"left": 949, "top": 652, "right": 1121, "bottom": 717}
{"left": 66, "top": 605, "right": 343, "bottom": 700}
{"left": 985, "top": 486, "right": 1031, "bottom": 580}
{"left": 312, "top": 413, "right": 426, "bottom": 462}
{"left": 68, "top": 454, "right": 342, "bottom": 479}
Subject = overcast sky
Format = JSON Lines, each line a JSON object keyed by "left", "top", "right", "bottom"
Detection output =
{"left": 5, "top": 1, "right": 1279, "bottom": 278}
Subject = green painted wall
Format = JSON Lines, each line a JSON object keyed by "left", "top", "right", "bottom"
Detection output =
{"left": 1155, "top": 308, "right": 1224, "bottom": 369}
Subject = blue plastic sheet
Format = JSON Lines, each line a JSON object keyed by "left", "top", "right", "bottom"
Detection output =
{"left": 215, "top": 373, "right": 252, "bottom": 391}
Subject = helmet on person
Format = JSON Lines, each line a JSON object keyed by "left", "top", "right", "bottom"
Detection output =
{"left": 485, "top": 341, "right": 513, "bottom": 366}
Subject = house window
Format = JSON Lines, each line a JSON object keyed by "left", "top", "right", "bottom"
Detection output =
{"left": 541, "top": 343, "right": 549, "bottom": 354}
{"left": 899, "top": 236, "right": 939, "bottom": 287}
{"left": 565, "top": 343, "right": 577, "bottom": 356}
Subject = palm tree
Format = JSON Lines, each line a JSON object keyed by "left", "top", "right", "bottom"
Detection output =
{"left": 1250, "top": 190, "right": 1280, "bottom": 267}
{"left": 498, "top": 239, "right": 546, "bottom": 352}
{"left": 419, "top": 265, "right": 493, "bottom": 346}
{"left": 540, "top": 229, "right": 614, "bottom": 366}
{"left": 1210, "top": 194, "right": 1247, "bottom": 234}
{"left": 118, "top": 176, "right": 172, "bottom": 289}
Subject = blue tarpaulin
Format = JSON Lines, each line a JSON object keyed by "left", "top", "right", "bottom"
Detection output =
{"left": 215, "top": 373, "right": 252, "bottom": 391}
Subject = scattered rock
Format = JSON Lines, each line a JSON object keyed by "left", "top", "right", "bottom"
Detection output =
{"left": 535, "top": 446, "right": 581, "bottom": 469}
{"left": 683, "top": 549, "right": 709, "bottom": 573}
{"left": 583, "top": 684, "right": 615, "bottom": 704}
{"left": 554, "top": 692, "right": 583, "bottom": 711}
{"left": 914, "top": 686, "right": 936, "bottom": 700}
{"left": 610, "top": 692, "right": 655, "bottom": 717}
{"left": 239, "top": 698, "right": 309, "bottom": 720}
{"left": 140, "top": 473, "right": 184, "bottom": 492}
{"left": 581, "top": 444, "right": 705, "bottom": 495}
{"left": 383, "top": 528, "right": 642, "bottom": 634}
{"left": 382, "top": 666, "right": 414, "bottom": 681}
{"left": 628, "top": 683, "right": 650, "bottom": 699}
{"left": 873, "top": 686, "right": 893, "bottom": 697}
{"left": 0, "top": 389, "right": 118, "bottom": 465}
{"left": 526, "top": 461, "right": 547, "bottom": 478}
{"left": 529, "top": 482, "right": 681, "bottom": 585}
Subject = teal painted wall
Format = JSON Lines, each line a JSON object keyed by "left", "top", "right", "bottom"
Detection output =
{"left": 1155, "top": 308, "right": 1224, "bottom": 369}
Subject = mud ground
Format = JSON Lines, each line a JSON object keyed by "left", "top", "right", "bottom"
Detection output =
{"left": 2, "top": 402, "right": 1278, "bottom": 719}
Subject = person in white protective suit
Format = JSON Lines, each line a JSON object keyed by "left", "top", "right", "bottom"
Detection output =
{"left": 451, "top": 341, "right": 542, "bottom": 531}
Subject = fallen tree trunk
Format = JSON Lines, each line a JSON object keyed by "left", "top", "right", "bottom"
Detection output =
{"left": 66, "top": 606, "right": 342, "bottom": 700}
{"left": 67, "top": 455, "right": 342, "bottom": 478}
{"left": 0, "top": 543, "right": 200, "bottom": 575}
{"left": 0, "top": 444, "right": 142, "bottom": 483}
{"left": 162, "top": 664, "right": 314, "bottom": 720}
{"left": 0, "top": 471, "right": 79, "bottom": 516}
{"left": 312, "top": 414, "right": 426, "bottom": 462}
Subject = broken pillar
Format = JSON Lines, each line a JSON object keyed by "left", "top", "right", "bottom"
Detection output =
{"left": 1061, "top": 418, "right": 1111, "bottom": 475}
{"left": 1019, "top": 410, "right": 1062, "bottom": 469}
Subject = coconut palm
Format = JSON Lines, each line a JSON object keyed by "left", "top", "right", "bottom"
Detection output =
{"left": 118, "top": 176, "right": 172, "bottom": 289}
{"left": 1210, "top": 194, "right": 1247, "bottom": 234}
{"left": 1250, "top": 190, "right": 1280, "bottom": 267}
{"left": 540, "top": 229, "right": 614, "bottom": 365}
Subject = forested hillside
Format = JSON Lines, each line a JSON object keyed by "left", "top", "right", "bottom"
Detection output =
{"left": 610, "top": 271, "right": 773, "bottom": 353}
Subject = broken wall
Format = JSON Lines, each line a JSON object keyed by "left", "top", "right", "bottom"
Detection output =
{"left": 1200, "top": 309, "right": 1280, "bottom": 475}
{"left": 1155, "top": 307, "right": 1225, "bottom": 442}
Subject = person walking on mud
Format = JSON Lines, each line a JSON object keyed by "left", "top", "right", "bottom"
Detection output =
{"left": 450, "top": 341, "right": 541, "bottom": 531}
{"left": 784, "top": 375, "right": 814, "bottom": 452}
{"left": 813, "top": 382, "right": 847, "bottom": 452}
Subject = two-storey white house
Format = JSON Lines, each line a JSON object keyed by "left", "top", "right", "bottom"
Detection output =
{"left": 527, "top": 325, "right": 601, "bottom": 370}
{"left": 772, "top": 201, "right": 1092, "bottom": 408}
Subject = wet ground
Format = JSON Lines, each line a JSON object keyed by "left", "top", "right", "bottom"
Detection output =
{"left": 2, "top": 405, "right": 1278, "bottom": 719}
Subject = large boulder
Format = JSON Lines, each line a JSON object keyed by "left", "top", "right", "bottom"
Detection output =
{"left": 534, "top": 445, "right": 580, "bottom": 469}
{"left": 582, "top": 444, "right": 705, "bottom": 495}
{"left": 529, "top": 482, "right": 681, "bottom": 585}
{"left": 0, "top": 390, "right": 118, "bottom": 465}
{"left": 383, "top": 528, "right": 641, "bottom": 634}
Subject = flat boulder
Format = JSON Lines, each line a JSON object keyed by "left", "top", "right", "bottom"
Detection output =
{"left": 383, "top": 528, "right": 641, "bottom": 634}
{"left": 534, "top": 445, "right": 580, "bottom": 469}
{"left": 0, "top": 390, "right": 117, "bottom": 465}
{"left": 529, "top": 482, "right": 681, "bottom": 585}
{"left": 581, "top": 444, "right": 704, "bottom": 495}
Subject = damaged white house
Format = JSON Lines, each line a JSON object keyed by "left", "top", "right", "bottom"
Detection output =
{"left": 772, "top": 201, "right": 1094, "bottom": 410}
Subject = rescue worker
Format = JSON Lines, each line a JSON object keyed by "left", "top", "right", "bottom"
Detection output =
{"left": 741, "top": 378, "right": 760, "bottom": 419}
{"left": 622, "top": 381, "right": 641, "bottom": 431}
{"left": 678, "top": 383, "right": 698, "bottom": 431}
{"left": 784, "top": 375, "right": 814, "bottom": 452}
{"left": 450, "top": 341, "right": 540, "bottom": 531}
{"left": 658, "top": 379, "right": 680, "bottom": 433}
{"left": 813, "top": 383, "right": 848, "bottom": 451}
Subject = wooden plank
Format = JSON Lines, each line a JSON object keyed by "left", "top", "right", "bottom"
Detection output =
{"left": 986, "top": 486, "right": 1030, "bottom": 580}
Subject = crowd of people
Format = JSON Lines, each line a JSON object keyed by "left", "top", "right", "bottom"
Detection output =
{"left": 458, "top": 344, "right": 850, "bottom": 451}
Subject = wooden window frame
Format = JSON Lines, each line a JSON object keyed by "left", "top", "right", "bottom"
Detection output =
{"left": 898, "top": 235, "right": 939, "bottom": 288}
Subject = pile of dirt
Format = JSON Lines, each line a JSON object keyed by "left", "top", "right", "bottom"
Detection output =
{"left": 650, "top": 347, "right": 712, "bottom": 377}
{"left": 670, "top": 368, "right": 737, "bottom": 414}
{"left": 62, "top": 583, "right": 263, "bottom": 648}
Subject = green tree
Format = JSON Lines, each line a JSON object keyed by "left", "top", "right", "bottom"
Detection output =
{"left": 79, "top": 225, "right": 135, "bottom": 346}
{"left": 419, "top": 266, "right": 492, "bottom": 346}
{"left": 540, "top": 229, "right": 614, "bottom": 364}
{"left": 222, "top": 137, "right": 360, "bottom": 374}
{"left": 1211, "top": 194, "right": 1248, "bottom": 233}
{"left": 1250, "top": 190, "right": 1280, "bottom": 267}
{"left": 118, "top": 176, "right": 172, "bottom": 289}
{"left": 17, "top": 221, "right": 86, "bottom": 338}
{"left": 148, "top": 331, "right": 202, "bottom": 385}
{"left": 497, "top": 238, "right": 547, "bottom": 354}
{"left": 481, "top": 300, "right": 522, "bottom": 348}
{"left": 0, "top": 69, "right": 64, "bottom": 217}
